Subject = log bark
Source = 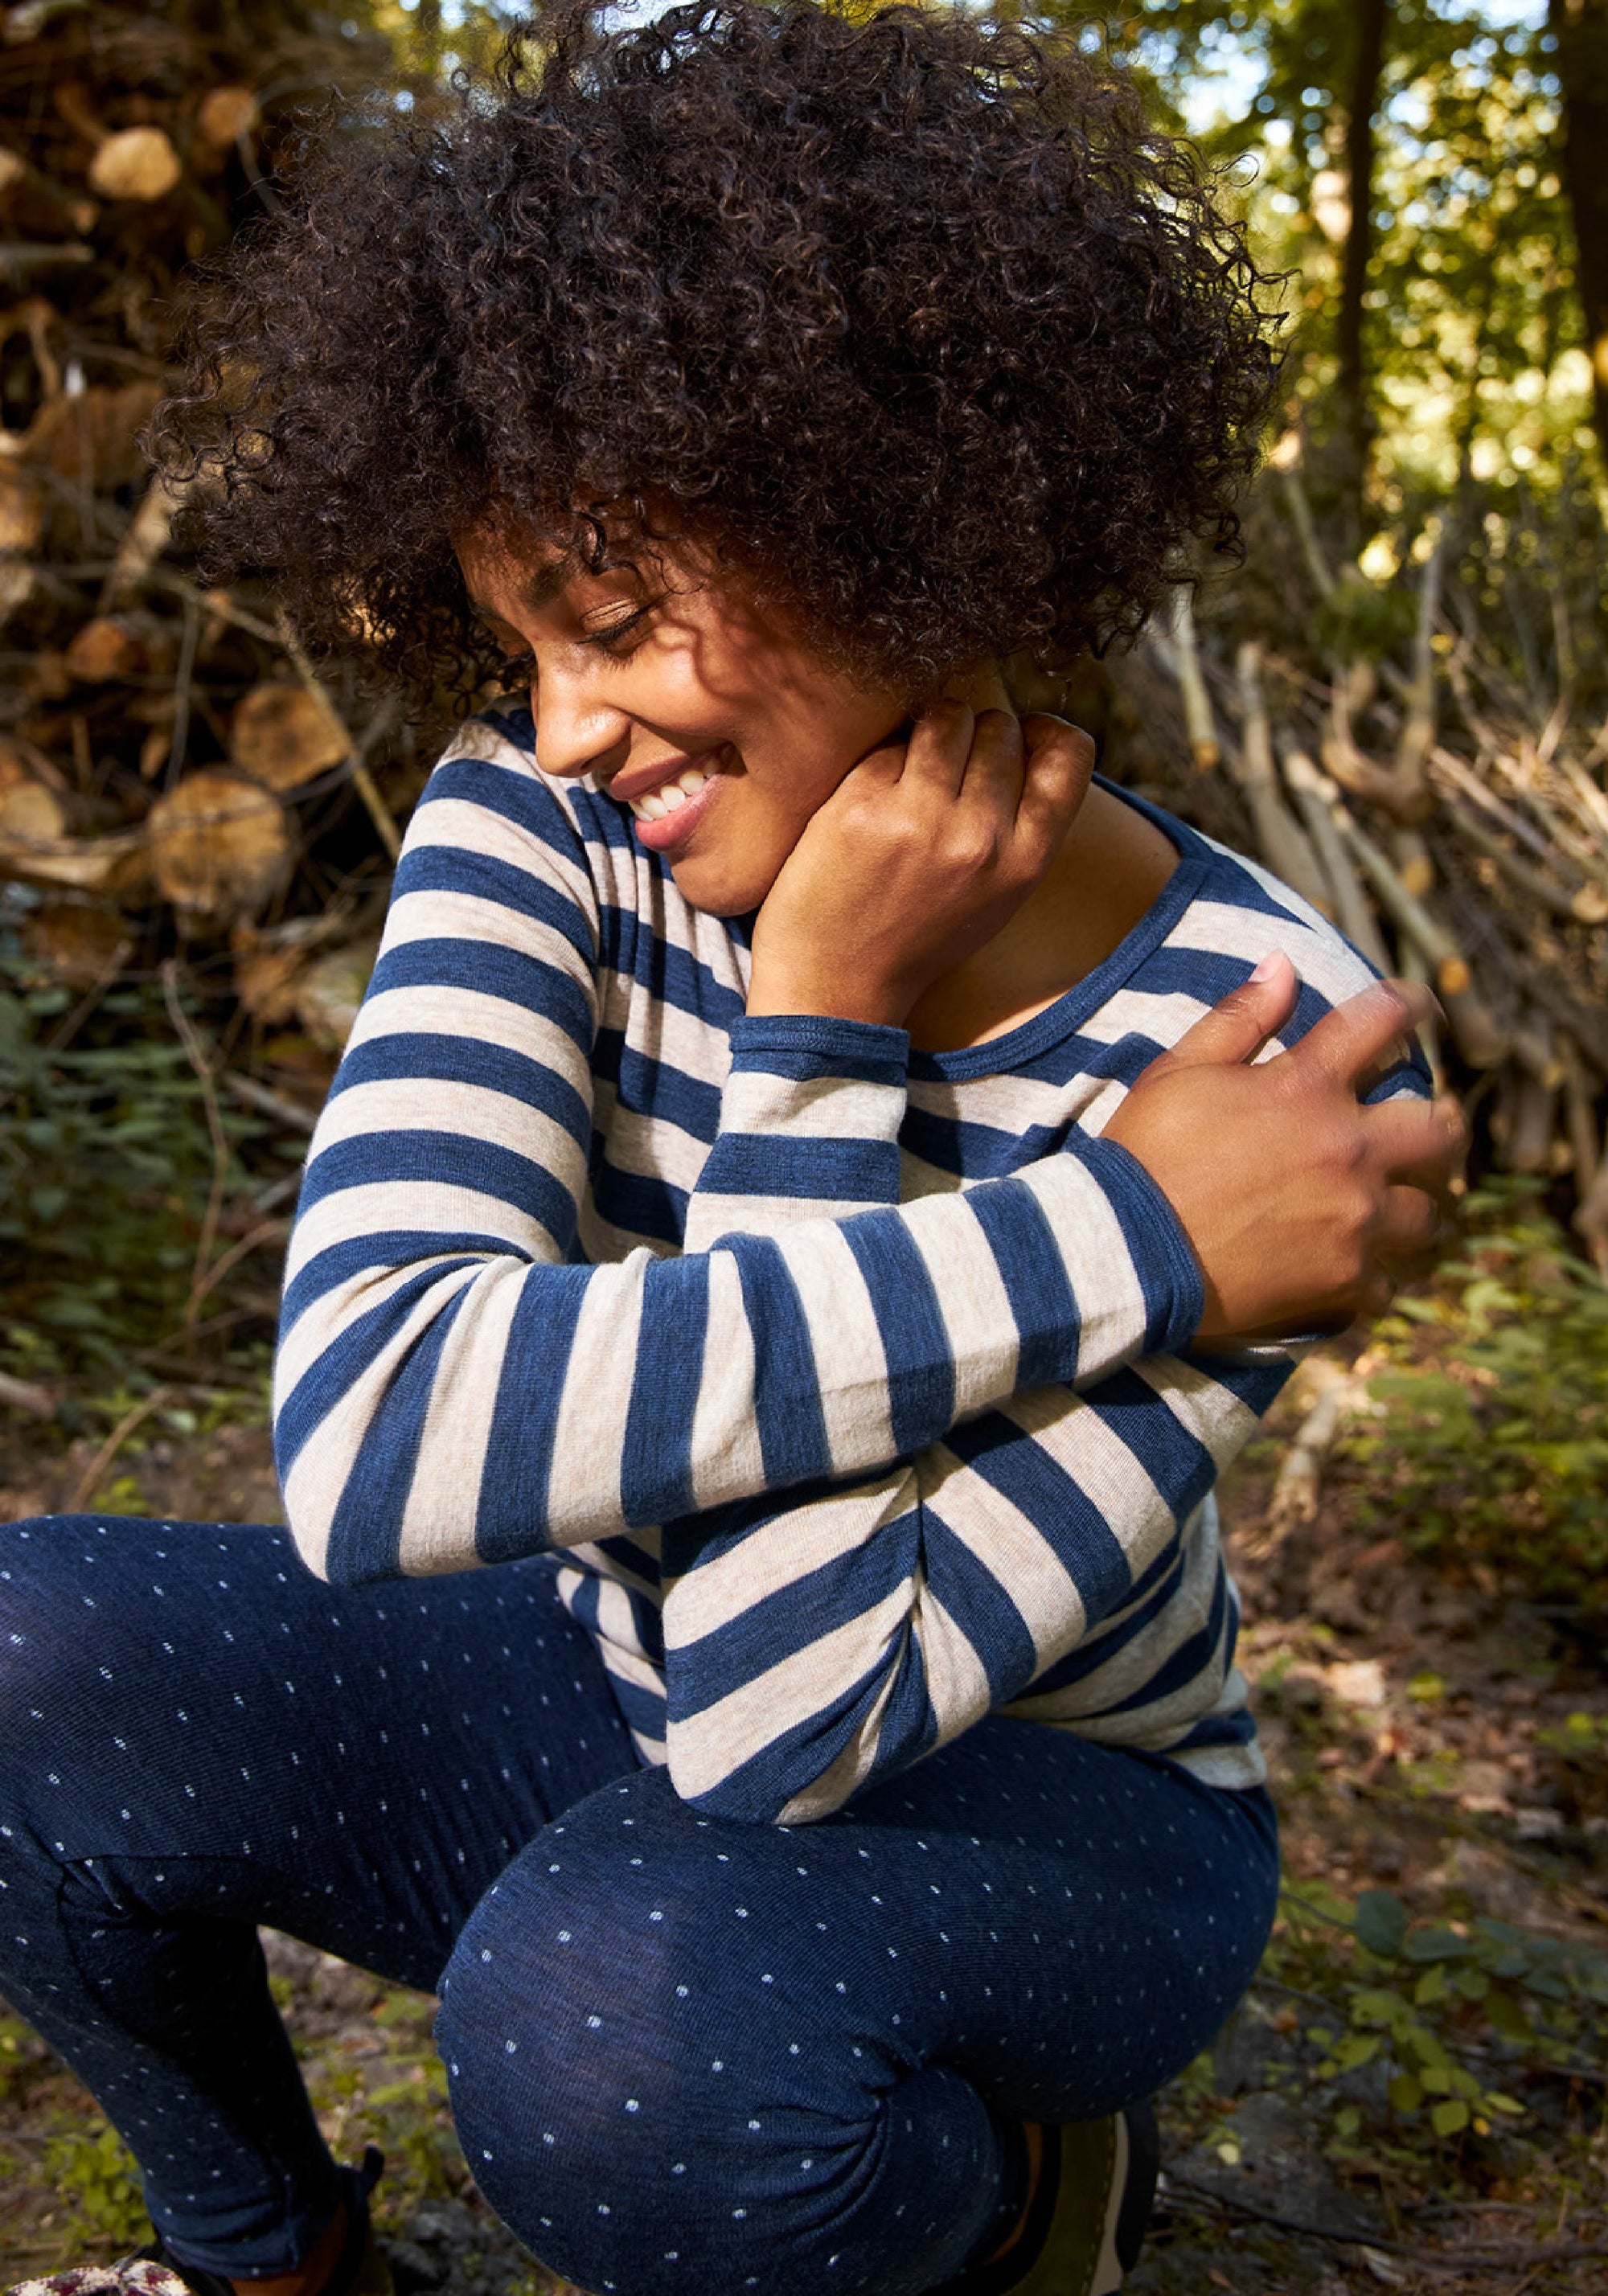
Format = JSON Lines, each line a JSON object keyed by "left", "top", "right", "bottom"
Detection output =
{"left": 1335, "top": 0, "right": 1392, "bottom": 535}
{"left": 1551, "top": 0, "right": 1608, "bottom": 469}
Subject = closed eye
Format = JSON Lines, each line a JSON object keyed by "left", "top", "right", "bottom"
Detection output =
{"left": 581, "top": 603, "right": 656, "bottom": 654}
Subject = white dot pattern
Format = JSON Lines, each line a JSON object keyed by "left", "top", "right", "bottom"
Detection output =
{"left": 0, "top": 1511, "right": 1276, "bottom": 2292}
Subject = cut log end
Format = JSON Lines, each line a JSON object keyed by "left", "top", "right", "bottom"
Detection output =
{"left": 147, "top": 770, "right": 293, "bottom": 923}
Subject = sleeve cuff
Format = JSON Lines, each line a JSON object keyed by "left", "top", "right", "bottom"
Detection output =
{"left": 1068, "top": 1132, "right": 1206, "bottom": 1355}
{"left": 726, "top": 1012, "right": 911, "bottom": 1088}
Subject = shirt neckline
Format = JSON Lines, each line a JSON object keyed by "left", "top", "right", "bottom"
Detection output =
{"left": 907, "top": 777, "right": 1212, "bottom": 1084}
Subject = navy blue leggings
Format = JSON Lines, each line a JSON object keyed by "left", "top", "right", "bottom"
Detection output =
{"left": 0, "top": 1516, "right": 1278, "bottom": 2296}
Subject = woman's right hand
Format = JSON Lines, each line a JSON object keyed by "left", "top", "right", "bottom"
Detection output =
{"left": 746, "top": 702, "right": 1094, "bottom": 1027}
{"left": 1104, "top": 952, "right": 1466, "bottom": 1343}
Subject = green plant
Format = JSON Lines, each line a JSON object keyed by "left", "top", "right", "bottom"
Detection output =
{"left": 0, "top": 912, "right": 292, "bottom": 1393}
{"left": 1265, "top": 1882, "right": 1608, "bottom": 2165}
{"left": 41, "top": 2122, "right": 150, "bottom": 2249}
{"left": 1339, "top": 1180, "right": 1608, "bottom": 1611}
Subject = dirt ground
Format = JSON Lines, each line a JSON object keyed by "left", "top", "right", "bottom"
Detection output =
{"left": 1, "top": 1366, "right": 1604, "bottom": 2294}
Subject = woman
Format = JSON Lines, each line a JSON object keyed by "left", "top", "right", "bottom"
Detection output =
{"left": 3, "top": 10, "right": 1461, "bottom": 2296}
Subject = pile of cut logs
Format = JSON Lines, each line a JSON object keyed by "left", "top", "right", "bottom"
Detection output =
{"left": 0, "top": 0, "right": 422, "bottom": 1083}
{"left": 1137, "top": 465, "right": 1608, "bottom": 1277}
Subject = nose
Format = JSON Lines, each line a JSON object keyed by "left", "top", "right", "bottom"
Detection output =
{"left": 531, "top": 654, "right": 630, "bottom": 782}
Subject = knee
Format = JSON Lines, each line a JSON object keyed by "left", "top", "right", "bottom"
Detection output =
{"left": 437, "top": 1802, "right": 880, "bottom": 2296}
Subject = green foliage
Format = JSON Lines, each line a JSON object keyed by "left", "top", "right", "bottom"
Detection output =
{"left": 0, "top": 904, "right": 289, "bottom": 1392}
{"left": 297, "top": 1986, "right": 469, "bottom": 2217}
{"left": 1339, "top": 1182, "right": 1608, "bottom": 1610}
{"left": 1046, "top": 2, "right": 1598, "bottom": 497}
{"left": 1265, "top": 1880, "right": 1608, "bottom": 2163}
{"left": 41, "top": 2122, "right": 150, "bottom": 2250}
{"left": 1312, "top": 568, "right": 1420, "bottom": 662}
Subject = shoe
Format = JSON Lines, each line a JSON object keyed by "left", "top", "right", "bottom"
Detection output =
{"left": 6, "top": 2150, "right": 392, "bottom": 2296}
{"left": 952, "top": 2104, "right": 1160, "bottom": 2296}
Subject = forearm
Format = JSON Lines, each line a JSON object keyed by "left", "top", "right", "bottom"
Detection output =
{"left": 281, "top": 994, "right": 1202, "bottom": 1583}
{"left": 660, "top": 1346, "right": 1289, "bottom": 1823}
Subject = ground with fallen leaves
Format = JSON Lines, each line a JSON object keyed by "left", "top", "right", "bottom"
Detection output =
{"left": 2, "top": 1342, "right": 1605, "bottom": 2295}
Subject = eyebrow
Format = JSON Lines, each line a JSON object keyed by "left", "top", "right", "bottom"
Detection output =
{"left": 464, "top": 539, "right": 638, "bottom": 633}
{"left": 466, "top": 556, "right": 575, "bottom": 628}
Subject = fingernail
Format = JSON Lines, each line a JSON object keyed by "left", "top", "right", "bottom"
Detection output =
{"left": 1249, "top": 951, "right": 1282, "bottom": 984}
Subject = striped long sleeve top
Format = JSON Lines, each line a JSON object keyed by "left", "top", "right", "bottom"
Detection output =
{"left": 274, "top": 704, "right": 1421, "bottom": 1823}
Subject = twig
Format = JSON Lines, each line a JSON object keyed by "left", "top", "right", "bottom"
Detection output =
{"left": 1428, "top": 744, "right": 1584, "bottom": 877}
{"left": 66, "top": 1386, "right": 176, "bottom": 1512}
{"left": 0, "top": 1369, "right": 55, "bottom": 1418}
{"left": 1446, "top": 798, "right": 1600, "bottom": 923}
{"left": 1164, "top": 2175, "right": 1608, "bottom": 2275}
{"left": 1259, "top": 1360, "right": 1372, "bottom": 1546}
{"left": 100, "top": 469, "right": 195, "bottom": 613}
{"left": 1248, "top": 1973, "right": 1340, "bottom": 2019}
{"left": 1278, "top": 744, "right": 1392, "bottom": 970}
{"left": 276, "top": 609, "right": 402, "bottom": 861}
{"left": 160, "top": 961, "right": 233, "bottom": 1332}
{"left": 1162, "top": 588, "right": 1220, "bottom": 772}
{"left": 1487, "top": 746, "right": 1605, "bottom": 876}
{"left": 221, "top": 1072, "right": 319, "bottom": 1135}
{"left": 1323, "top": 664, "right": 1430, "bottom": 822}
{"left": 134, "top": 1302, "right": 282, "bottom": 1366}
{"left": 164, "top": 593, "right": 199, "bottom": 787}
{"left": 179, "top": 1216, "right": 291, "bottom": 1322}
{"left": 0, "top": 240, "right": 94, "bottom": 277}
{"left": 1339, "top": 814, "right": 1508, "bottom": 1066}
{"left": 1393, "top": 520, "right": 1443, "bottom": 793}
{"left": 1229, "top": 640, "right": 1332, "bottom": 911}
{"left": 1268, "top": 433, "right": 1336, "bottom": 602}
{"left": 42, "top": 931, "right": 133, "bottom": 1053}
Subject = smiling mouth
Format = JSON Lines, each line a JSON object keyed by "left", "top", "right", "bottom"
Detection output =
{"left": 626, "top": 756, "right": 724, "bottom": 822}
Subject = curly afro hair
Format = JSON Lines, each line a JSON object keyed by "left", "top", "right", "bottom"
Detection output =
{"left": 152, "top": 0, "right": 1280, "bottom": 702}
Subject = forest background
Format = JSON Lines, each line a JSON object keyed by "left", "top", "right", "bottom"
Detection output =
{"left": 1, "top": 2, "right": 1607, "bottom": 2291}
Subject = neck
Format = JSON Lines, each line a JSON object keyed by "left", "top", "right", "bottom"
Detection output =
{"left": 905, "top": 779, "right": 1178, "bottom": 1054}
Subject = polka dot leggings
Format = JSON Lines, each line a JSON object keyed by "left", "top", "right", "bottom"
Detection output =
{"left": 0, "top": 1517, "right": 1278, "bottom": 2296}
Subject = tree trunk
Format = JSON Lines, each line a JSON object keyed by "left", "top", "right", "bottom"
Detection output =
{"left": 1551, "top": 0, "right": 1608, "bottom": 470}
{"left": 1335, "top": 0, "right": 1391, "bottom": 542}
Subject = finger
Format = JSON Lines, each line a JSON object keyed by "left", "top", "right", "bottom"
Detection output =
{"left": 1357, "top": 1090, "right": 1467, "bottom": 1188}
{"left": 842, "top": 732, "right": 909, "bottom": 789}
{"left": 1013, "top": 715, "right": 1095, "bottom": 845}
{"left": 1373, "top": 1182, "right": 1441, "bottom": 1260}
{"left": 901, "top": 700, "right": 974, "bottom": 795}
{"left": 1138, "top": 947, "right": 1300, "bottom": 1076}
{"left": 957, "top": 707, "right": 1026, "bottom": 814}
{"left": 1290, "top": 978, "right": 1438, "bottom": 1091}
{"left": 1359, "top": 1269, "right": 1397, "bottom": 1321}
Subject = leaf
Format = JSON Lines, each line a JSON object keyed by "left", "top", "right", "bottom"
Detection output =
{"left": 1430, "top": 2099, "right": 1470, "bottom": 2138}
{"left": 1414, "top": 1965, "right": 1450, "bottom": 2007}
{"left": 1402, "top": 1927, "right": 1472, "bottom": 1964}
{"left": 1389, "top": 2073, "right": 1423, "bottom": 2114}
{"left": 1333, "top": 2105, "right": 1362, "bottom": 2138}
{"left": 1483, "top": 1991, "right": 1535, "bottom": 2043}
{"left": 1335, "top": 2034, "right": 1381, "bottom": 2072}
{"left": 1482, "top": 2093, "right": 1525, "bottom": 2117}
{"left": 1355, "top": 1891, "right": 1409, "bottom": 1959}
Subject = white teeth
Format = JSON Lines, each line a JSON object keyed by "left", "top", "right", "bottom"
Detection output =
{"left": 629, "top": 756, "right": 728, "bottom": 824}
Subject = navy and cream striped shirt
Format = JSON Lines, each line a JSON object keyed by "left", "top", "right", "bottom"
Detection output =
{"left": 274, "top": 705, "right": 1414, "bottom": 1822}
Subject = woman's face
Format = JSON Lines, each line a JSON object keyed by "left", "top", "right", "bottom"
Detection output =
{"left": 455, "top": 525, "right": 909, "bottom": 916}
